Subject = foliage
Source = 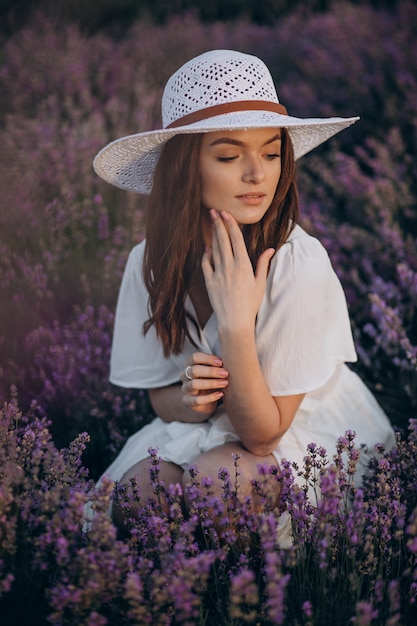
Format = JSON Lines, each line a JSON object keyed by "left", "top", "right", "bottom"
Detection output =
{"left": 1, "top": 391, "right": 417, "bottom": 624}
{"left": 23, "top": 305, "right": 155, "bottom": 478}
{"left": 0, "top": 0, "right": 406, "bottom": 36}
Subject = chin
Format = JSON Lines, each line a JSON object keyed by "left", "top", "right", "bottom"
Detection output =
{"left": 237, "top": 213, "right": 266, "bottom": 226}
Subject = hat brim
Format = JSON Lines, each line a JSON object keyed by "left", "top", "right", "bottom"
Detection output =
{"left": 93, "top": 110, "right": 359, "bottom": 194}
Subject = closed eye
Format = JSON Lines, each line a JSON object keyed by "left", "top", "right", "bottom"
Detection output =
{"left": 217, "top": 156, "right": 238, "bottom": 162}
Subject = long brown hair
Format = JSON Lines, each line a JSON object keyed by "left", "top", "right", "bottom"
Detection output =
{"left": 143, "top": 128, "right": 299, "bottom": 356}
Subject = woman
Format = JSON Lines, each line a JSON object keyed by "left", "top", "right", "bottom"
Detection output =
{"left": 93, "top": 49, "right": 395, "bottom": 522}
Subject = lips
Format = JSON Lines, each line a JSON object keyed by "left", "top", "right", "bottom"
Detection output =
{"left": 236, "top": 192, "right": 266, "bottom": 199}
{"left": 236, "top": 192, "right": 266, "bottom": 205}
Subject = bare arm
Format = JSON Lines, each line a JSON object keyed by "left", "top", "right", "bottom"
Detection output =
{"left": 218, "top": 325, "right": 304, "bottom": 455}
{"left": 149, "top": 384, "right": 209, "bottom": 423}
{"left": 148, "top": 352, "right": 229, "bottom": 423}
{"left": 200, "top": 209, "right": 304, "bottom": 455}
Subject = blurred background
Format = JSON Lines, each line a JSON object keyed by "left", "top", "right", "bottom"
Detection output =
{"left": 0, "top": 0, "right": 404, "bottom": 34}
{"left": 0, "top": 0, "right": 416, "bottom": 478}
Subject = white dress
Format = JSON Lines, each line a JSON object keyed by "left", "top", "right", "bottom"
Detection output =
{"left": 100, "top": 224, "right": 395, "bottom": 495}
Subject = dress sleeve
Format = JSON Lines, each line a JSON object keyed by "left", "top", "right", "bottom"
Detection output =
{"left": 109, "top": 242, "right": 181, "bottom": 389}
{"left": 255, "top": 229, "right": 357, "bottom": 396}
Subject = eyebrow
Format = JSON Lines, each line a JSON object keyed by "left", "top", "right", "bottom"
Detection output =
{"left": 208, "top": 132, "right": 282, "bottom": 147}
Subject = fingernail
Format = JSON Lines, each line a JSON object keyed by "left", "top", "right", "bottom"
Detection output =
{"left": 214, "top": 358, "right": 222, "bottom": 365}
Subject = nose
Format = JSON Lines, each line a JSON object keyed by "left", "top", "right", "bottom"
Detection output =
{"left": 242, "top": 155, "right": 265, "bottom": 184}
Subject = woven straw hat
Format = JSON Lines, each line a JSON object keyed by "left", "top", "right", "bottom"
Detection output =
{"left": 93, "top": 49, "right": 359, "bottom": 194}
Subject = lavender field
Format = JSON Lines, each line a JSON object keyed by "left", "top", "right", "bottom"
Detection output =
{"left": 1, "top": 2, "right": 417, "bottom": 624}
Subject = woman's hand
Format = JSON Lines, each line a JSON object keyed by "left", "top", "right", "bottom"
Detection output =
{"left": 181, "top": 351, "right": 229, "bottom": 415}
{"left": 201, "top": 210, "right": 275, "bottom": 333}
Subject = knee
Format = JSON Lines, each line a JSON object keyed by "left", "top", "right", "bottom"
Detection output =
{"left": 181, "top": 444, "right": 281, "bottom": 512}
{"left": 182, "top": 455, "right": 218, "bottom": 487}
{"left": 112, "top": 459, "right": 185, "bottom": 531}
{"left": 181, "top": 445, "right": 240, "bottom": 505}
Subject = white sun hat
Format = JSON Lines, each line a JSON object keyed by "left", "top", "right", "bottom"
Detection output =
{"left": 93, "top": 49, "right": 359, "bottom": 195}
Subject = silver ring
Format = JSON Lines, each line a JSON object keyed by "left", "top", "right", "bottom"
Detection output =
{"left": 185, "top": 365, "right": 193, "bottom": 380}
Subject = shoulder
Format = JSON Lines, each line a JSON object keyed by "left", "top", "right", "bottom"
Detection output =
{"left": 270, "top": 224, "right": 331, "bottom": 283}
{"left": 282, "top": 224, "right": 329, "bottom": 261}
{"left": 123, "top": 240, "right": 146, "bottom": 279}
{"left": 127, "top": 239, "right": 146, "bottom": 264}
{"left": 116, "top": 240, "right": 148, "bottom": 304}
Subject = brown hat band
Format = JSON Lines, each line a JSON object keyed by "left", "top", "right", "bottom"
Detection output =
{"left": 166, "top": 100, "right": 288, "bottom": 129}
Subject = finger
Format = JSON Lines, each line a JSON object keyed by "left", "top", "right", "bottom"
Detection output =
{"left": 201, "top": 245, "right": 214, "bottom": 279}
{"left": 182, "top": 364, "right": 229, "bottom": 383}
{"left": 183, "top": 376, "right": 228, "bottom": 394}
{"left": 255, "top": 248, "right": 275, "bottom": 283}
{"left": 187, "top": 352, "right": 224, "bottom": 368}
{"left": 183, "top": 389, "right": 225, "bottom": 409}
{"left": 181, "top": 353, "right": 227, "bottom": 382}
{"left": 210, "top": 209, "right": 233, "bottom": 264}
{"left": 210, "top": 212, "right": 225, "bottom": 268}
{"left": 220, "top": 211, "right": 247, "bottom": 260}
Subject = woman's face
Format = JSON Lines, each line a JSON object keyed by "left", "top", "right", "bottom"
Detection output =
{"left": 199, "top": 127, "right": 282, "bottom": 228}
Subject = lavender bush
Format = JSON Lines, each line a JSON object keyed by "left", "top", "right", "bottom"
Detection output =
{"left": 1, "top": 391, "right": 417, "bottom": 624}
{"left": 23, "top": 305, "right": 155, "bottom": 478}
{"left": 0, "top": 1, "right": 417, "bottom": 622}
